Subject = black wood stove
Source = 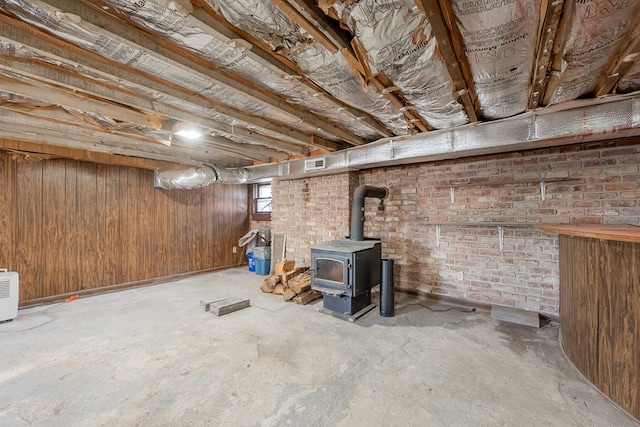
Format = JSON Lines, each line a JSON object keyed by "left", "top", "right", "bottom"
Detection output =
{"left": 311, "top": 185, "right": 387, "bottom": 317}
{"left": 310, "top": 239, "right": 381, "bottom": 315}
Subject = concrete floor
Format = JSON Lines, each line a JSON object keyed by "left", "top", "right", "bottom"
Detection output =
{"left": 0, "top": 268, "right": 637, "bottom": 426}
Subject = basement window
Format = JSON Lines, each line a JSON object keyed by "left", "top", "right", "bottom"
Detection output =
{"left": 252, "top": 183, "right": 272, "bottom": 221}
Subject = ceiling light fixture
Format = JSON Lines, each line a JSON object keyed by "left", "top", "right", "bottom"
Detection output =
{"left": 175, "top": 128, "right": 202, "bottom": 140}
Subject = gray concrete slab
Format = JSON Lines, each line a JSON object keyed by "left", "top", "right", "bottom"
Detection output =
{"left": 491, "top": 305, "right": 540, "bottom": 328}
{"left": 0, "top": 267, "right": 637, "bottom": 426}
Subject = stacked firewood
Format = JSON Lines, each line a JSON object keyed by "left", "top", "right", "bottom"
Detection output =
{"left": 260, "top": 262, "right": 322, "bottom": 305}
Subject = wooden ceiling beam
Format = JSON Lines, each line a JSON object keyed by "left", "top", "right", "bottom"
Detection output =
{"left": 70, "top": 0, "right": 362, "bottom": 147}
{"left": 0, "top": 50, "right": 305, "bottom": 157}
{"left": 415, "top": 0, "right": 479, "bottom": 123}
{"left": 282, "top": 0, "right": 353, "bottom": 54}
{"left": 0, "top": 75, "right": 172, "bottom": 145}
{"left": 194, "top": 136, "right": 284, "bottom": 163}
{"left": 0, "top": 106, "right": 260, "bottom": 164}
{"left": 12, "top": 99, "right": 295, "bottom": 161}
{"left": 192, "top": 0, "right": 394, "bottom": 139}
{"left": 370, "top": 74, "right": 430, "bottom": 133}
{"left": 0, "top": 118, "right": 246, "bottom": 167}
{"left": 278, "top": 0, "right": 367, "bottom": 87}
{"left": 0, "top": 16, "right": 321, "bottom": 155}
{"left": 594, "top": 18, "right": 640, "bottom": 97}
{"left": 0, "top": 138, "right": 183, "bottom": 170}
{"left": 0, "top": 2, "right": 346, "bottom": 152}
{"left": 373, "top": 76, "right": 431, "bottom": 133}
{"left": 0, "top": 70, "right": 290, "bottom": 161}
{"left": 190, "top": 0, "right": 306, "bottom": 76}
{"left": 275, "top": 0, "right": 369, "bottom": 84}
{"left": 271, "top": 0, "right": 338, "bottom": 54}
{"left": 189, "top": 1, "right": 302, "bottom": 73}
{"left": 528, "top": 0, "right": 565, "bottom": 110}
{"left": 541, "top": 0, "right": 574, "bottom": 106}
{"left": 275, "top": 0, "right": 430, "bottom": 132}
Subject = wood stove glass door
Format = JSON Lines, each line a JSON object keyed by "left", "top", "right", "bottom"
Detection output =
{"left": 315, "top": 257, "right": 348, "bottom": 287}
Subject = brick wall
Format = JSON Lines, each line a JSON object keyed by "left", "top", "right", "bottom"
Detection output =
{"left": 269, "top": 139, "right": 640, "bottom": 316}
{"left": 270, "top": 172, "right": 358, "bottom": 265}
{"left": 250, "top": 220, "right": 271, "bottom": 230}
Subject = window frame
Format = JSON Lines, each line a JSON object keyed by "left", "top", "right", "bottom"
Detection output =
{"left": 251, "top": 183, "right": 272, "bottom": 221}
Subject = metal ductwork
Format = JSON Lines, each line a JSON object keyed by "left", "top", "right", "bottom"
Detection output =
{"left": 350, "top": 185, "right": 388, "bottom": 241}
{"left": 243, "top": 95, "right": 640, "bottom": 182}
{"left": 154, "top": 164, "right": 248, "bottom": 189}
{"left": 157, "top": 95, "right": 640, "bottom": 188}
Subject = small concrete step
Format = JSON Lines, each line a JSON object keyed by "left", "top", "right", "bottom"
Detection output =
{"left": 200, "top": 300, "right": 212, "bottom": 312}
{"left": 491, "top": 306, "right": 540, "bottom": 328}
{"left": 209, "top": 297, "right": 250, "bottom": 316}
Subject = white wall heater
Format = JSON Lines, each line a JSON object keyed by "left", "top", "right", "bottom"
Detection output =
{"left": 0, "top": 270, "right": 19, "bottom": 322}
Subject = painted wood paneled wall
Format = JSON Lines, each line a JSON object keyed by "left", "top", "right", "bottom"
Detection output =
{"left": 0, "top": 152, "right": 249, "bottom": 303}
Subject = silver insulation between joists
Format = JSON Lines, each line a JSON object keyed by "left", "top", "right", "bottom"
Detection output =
{"left": 450, "top": 0, "right": 539, "bottom": 119}
{"left": 333, "top": 0, "right": 469, "bottom": 128}
{"left": 617, "top": 60, "right": 640, "bottom": 94}
{"left": 548, "top": 0, "right": 640, "bottom": 104}
{"left": 202, "top": 0, "right": 410, "bottom": 136}
{"left": 0, "top": 1, "right": 318, "bottom": 131}
{"left": 0, "top": 37, "right": 306, "bottom": 154}
{"left": 0, "top": 0, "right": 385, "bottom": 146}
{"left": 103, "top": 0, "right": 397, "bottom": 140}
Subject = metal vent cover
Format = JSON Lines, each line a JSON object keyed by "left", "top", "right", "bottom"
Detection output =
{"left": 304, "top": 157, "right": 326, "bottom": 172}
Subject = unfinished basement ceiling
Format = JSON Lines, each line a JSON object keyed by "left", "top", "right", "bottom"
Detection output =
{"left": 0, "top": 0, "right": 639, "bottom": 170}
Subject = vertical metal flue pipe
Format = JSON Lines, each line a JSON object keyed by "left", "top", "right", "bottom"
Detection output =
{"left": 350, "top": 185, "right": 388, "bottom": 241}
{"left": 380, "top": 258, "right": 395, "bottom": 317}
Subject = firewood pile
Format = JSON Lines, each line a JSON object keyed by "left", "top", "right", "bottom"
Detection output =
{"left": 260, "top": 260, "right": 322, "bottom": 305}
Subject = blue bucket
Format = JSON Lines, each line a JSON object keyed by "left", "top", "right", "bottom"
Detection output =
{"left": 255, "top": 258, "right": 271, "bottom": 275}
{"left": 247, "top": 252, "right": 255, "bottom": 272}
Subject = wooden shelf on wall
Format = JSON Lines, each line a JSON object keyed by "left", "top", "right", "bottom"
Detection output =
{"left": 434, "top": 177, "right": 583, "bottom": 190}
{"left": 420, "top": 222, "right": 538, "bottom": 253}
{"left": 434, "top": 177, "right": 583, "bottom": 203}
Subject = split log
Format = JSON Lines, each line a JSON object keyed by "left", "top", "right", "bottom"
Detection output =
{"left": 290, "top": 271, "right": 310, "bottom": 282}
{"left": 289, "top": 272, "right": 312, "bottom": 294}
{"left": 264, "top": 273, "right": 281, "bottom": 286}
{"left": 275, "top": 259, "right": 296, "bottom": 275}
{"left": 283, "top": 289, "right": 297, "bottom": 302}
{"left": 260, "top": 282, "right": 275, "bottom": 293}
{"left": 293, "top": 289, "right": 322, "bottom": 305}
{"left": 290, "top": 281, "right": 310, "bottom": 295}
{"left": 273, "top": 284, "right": 287, "bottom": 295}
{"left": 282, "top": 267, "right": 307, "bottom": 286}
{"left": 260, "top": 273, "right": 281, "bottom": 293}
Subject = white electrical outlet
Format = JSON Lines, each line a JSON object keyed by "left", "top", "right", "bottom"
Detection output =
{"left": 456, "top": 271, "right": 464, "bottom": 281}
{"left": 232, "top": 246, "right": 237, "bottom": 254}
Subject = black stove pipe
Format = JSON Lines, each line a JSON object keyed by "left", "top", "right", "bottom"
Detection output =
{"left": 350, "top": 185, "right": 388, "bottom": 241}
{"left": 380, "top": 259, "right": 395, "bottom": 317}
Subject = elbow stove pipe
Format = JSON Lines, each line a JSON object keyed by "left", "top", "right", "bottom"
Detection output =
{"left": 350, "top": 185, "right": 388, "bottom": 241}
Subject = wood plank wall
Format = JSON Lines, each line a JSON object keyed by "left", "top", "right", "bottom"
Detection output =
{"left": 0, "top": 152, "right": 249, "bottom": 303}
{"left": 559, "top": 235, "right": 640, "bottom": 420}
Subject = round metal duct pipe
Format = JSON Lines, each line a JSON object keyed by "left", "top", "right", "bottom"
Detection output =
{"left": 154, "top": 164, "right": 249, "bottom": 189}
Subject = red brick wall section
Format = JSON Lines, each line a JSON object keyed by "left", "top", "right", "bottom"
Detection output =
{"left": 250, "top": 220, "right": 271, "bottom": 230}
{"left": 271, "top": 139, "right": 640, "bottom": 316}
{"left": 271, "top": 172, "right": 358, "bottom": 266}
